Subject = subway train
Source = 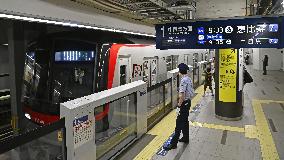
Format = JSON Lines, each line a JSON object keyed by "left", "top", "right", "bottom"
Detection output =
{"left": 21, "top": 31, "right": 209, "bottom": 128}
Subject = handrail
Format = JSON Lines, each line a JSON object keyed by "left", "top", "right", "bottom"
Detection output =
{"left": 147, "top": 78, "right": 172, "bottom": 92}
{"left": 0, "top": 118, "right": 65, "bottom": 154}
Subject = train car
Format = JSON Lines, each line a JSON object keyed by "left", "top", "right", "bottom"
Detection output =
{"left": 21, "top": 31, "right": 208, "bottom": 128}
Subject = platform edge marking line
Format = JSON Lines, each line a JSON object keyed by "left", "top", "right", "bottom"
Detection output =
{"left": 133, "top": 85, "right": 204, "bottom": 160}
{"left": 252, "top": 100, "right": 280, "bottom": 160}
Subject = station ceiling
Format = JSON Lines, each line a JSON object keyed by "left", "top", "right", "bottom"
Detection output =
{"left": 69, "top": 0, "right": 247, "bottom": 25}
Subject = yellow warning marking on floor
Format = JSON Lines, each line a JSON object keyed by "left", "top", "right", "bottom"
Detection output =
{"left": 134, "top": 86, "right": 283, "bottom": 160}
{"left": 244, "top": 125, "right": 258, "bottom": 139}
{"left": 252, "top": 99, "right": 280, "bottom": 160}
{"left": 189, "top": 121, "right": 245, "bottom": 133}
{"left": 133, "top": 85, "right": 204, "bottom": 160}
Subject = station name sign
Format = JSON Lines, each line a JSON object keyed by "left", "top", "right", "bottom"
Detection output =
{"left": 155, "top": 17, "right": 283, "bottom": 49}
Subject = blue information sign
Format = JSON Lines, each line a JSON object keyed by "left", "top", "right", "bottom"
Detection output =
{"left": 156, "top": 16, "right": 284, "bottom": 49}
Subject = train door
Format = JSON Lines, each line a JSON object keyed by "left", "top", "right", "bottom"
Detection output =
{"left": 143, "top": 57, "right": 158, "bottom": 87}
{"left": 118, "top": 55, "right": 131, "bottom": 85}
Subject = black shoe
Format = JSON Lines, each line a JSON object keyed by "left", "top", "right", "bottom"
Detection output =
{"left": 178, "top": 138, "right": 189, "bottom": 143}
{"left": 163, "top": 144, "right": 177, "bottom": 150}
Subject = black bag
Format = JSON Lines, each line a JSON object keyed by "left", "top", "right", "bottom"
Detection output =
{"left": 244, "top": 69, "right": 253, "bottom": 84}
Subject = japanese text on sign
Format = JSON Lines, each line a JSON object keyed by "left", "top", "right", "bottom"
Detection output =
{"left": 219, "top": 49, "right": 237, "bottom": 102}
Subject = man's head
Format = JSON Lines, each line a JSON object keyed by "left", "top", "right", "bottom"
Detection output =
{"left": 178, "top": 63, "right": 189, "bottom": 75}
{"left": 206, "top": 67, "right": 211, "bottom": 73}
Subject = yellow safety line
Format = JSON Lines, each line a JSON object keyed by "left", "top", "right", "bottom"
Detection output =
{"left": 134, "top": 85, "right": 204, "bottom": 160}
{"left": 189, "top": 121, "right": 245, "bottom": 133}
{"left": 252, "top": 100, "right": 280, "bottom": 160}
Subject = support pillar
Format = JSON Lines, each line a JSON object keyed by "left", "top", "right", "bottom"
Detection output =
{"left": 8, "top": 21, "right": 25, "bottom": 133}
{"left": 215, "top": 49, "right": 243, "bottom": 120}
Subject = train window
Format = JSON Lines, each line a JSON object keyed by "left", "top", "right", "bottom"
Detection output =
{"left": 52, "top": 51, "right": 95, "bottom": 104}
{"left": 166, "top": 56, "right": 172, "bottom": 71}
{"left": 22, "top": 51, "right": 49, "bottom": 100}
{"left": 172, "top": 55, "right": 179, "bottom": 69}
{"left": 143, "top": 61, "right": 149, "bottom": 84}
{"left": 120, "top": 65, "right": 127, "bottom": 85}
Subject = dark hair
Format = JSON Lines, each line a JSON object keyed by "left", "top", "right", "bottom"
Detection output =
{"left": 179, "top": 69, "right": 187, "bottom": 75}
{"left": 206, "top": 67, "right": 211, "bottom": 72}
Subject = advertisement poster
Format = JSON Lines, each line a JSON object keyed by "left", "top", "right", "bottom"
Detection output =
{"left": 219, "top": 49, "right": 237, "bottom": 102}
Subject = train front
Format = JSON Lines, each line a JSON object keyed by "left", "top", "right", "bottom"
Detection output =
{"left": 21, "top": 38, "right": 96, "bottom": 125}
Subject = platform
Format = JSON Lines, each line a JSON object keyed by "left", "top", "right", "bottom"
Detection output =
{"left": 117, "top": 66, "right": 284, "bottom": 160}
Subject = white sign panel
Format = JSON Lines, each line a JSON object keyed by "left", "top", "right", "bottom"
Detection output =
{"left": 73, "top": 115, "right": 93, "bottom": 149}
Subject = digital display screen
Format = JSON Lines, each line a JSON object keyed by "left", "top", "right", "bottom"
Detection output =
{"left": 156, "top": 17, "right": 283, "bottom": 49}
{"left": 55, "top": 51, "right": 95, "bottom": 62}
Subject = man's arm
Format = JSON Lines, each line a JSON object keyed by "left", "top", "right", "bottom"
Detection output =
{"left": 178, "top": 92, "right": 185, "bottom": 107}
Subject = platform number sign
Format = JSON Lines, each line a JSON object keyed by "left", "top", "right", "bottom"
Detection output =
{"left": 156, "top": 16, "right": 283, "bottom": 49}
{"left": 73, "top": 115, "right": 93, "bottom": 148}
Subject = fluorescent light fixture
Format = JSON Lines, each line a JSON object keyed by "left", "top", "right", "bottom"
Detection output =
{"left": 2, "top": 43, "right": 8, "bottom": 46}
{"left": 0, "top": 13, "right": 156, "bottom": 37}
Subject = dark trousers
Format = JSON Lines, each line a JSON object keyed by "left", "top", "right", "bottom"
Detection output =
{"left": 263, "top": 66, "right": 267, "bottom": 75}
{"left": 171, "top": 100, "right": 190, "bottom": 146}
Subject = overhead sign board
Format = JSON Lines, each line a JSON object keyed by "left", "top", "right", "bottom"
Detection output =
{"left": 156, "top": 17, "right": 283, "bottom": 49}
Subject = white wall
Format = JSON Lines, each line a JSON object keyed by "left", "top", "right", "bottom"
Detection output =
{"left": 259, "top": 48, "right": 283, "bottom": 71}
{"left": 0, "top": 0, "right": 155, "bottom": 35}
{"left": 0, "top": 46, "right": 9, "bottom": 90}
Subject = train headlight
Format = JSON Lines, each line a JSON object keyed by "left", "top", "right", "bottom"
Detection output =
{"left": 25, "top": 113, "right": 31, "bottom": 119}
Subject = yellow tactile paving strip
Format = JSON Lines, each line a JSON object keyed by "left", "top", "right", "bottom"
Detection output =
{"left": 251, "top": 100, "right": 284, "bottom": 160}
{"left": 134, "top": 86, "right": 282, "bottom": 160}
{"left": 134, "top": 86, "right": 204, "bottom": 160}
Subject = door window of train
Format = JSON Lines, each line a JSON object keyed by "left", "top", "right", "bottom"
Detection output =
{"left": 150, "top": 58, "right": 158, "bottom": 85}
{"left": 172, "top": 55, "right": 179, "bottom": 69}
{"left": 143, "top": 60, "right": 149, "bottom": 85}
{"left": 166, "top": 56, "right": 172, "bottom": 71}
{"left": 120, "top": 65, "right": 127, "bottom": 85}
{"left": 22, "top": 51, "right": 50, "bottom": 101}
{"left": 52, "top": 50, "right": 95, "bottom": 104}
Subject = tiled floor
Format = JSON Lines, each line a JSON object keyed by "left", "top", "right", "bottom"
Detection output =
{"left": 179, "top": 66, "right": 284, "bottom": 160}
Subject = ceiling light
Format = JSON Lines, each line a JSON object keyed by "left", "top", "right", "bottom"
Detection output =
{"left": 0, "top": 13, "right": 156, "bottom": 37}
{"left": 2, "top": 43, "right": 8, "bottom": 46}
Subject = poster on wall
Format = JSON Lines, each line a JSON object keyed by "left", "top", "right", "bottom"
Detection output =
{"left": 219, "top": 49, "right": 237, "bottom": 102}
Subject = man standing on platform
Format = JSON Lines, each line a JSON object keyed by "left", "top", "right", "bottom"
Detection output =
{"left": 164, "top": 63, "right": 194, "bottom": 150}
{"left": 263, "top": 55, "right": 268, "bottom": 75}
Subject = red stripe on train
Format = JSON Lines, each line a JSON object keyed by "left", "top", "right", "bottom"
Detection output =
{"left": 24, "top": 106, "right": 59, "bottom": 125}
